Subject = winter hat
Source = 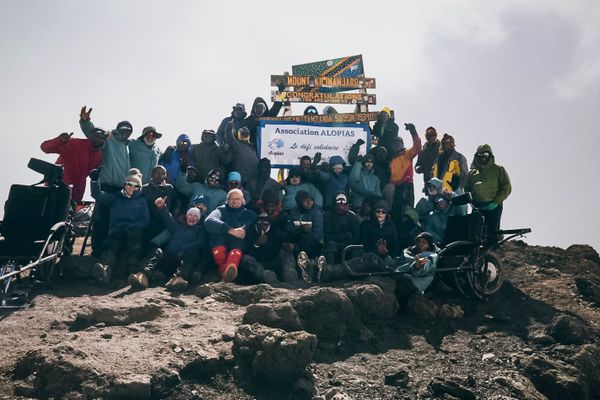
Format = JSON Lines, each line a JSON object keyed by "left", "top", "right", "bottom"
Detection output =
{"left": 335, "top": 192, "right": 348, "bottom": 204}
{"left": 207, "top": 168, "right": 223, "bottom": 182}
{"left": 261, "top": 189, "right": 279, "bottom": 205}
{"left": 441, "top": 134, "right": 455, "bottom": 147}
{"left": 152, "top": 165, "right": 166, "bottom": 174}
{"left": 116, "top": 121, "right": 133, "bottom": 132}
{"left": 233, "top": 103, "right": 246, "bottom": 112}
{"left": 124, "top": 173, "right": 142, "bottom": 187}
{"left": 192, "top": 194, "right": 210, "bottom": 207}
{"left": 323, "top": 105, "right": 338, "bottom": 115}
{"left": 258, "top": 158, "right": 271, "bottom": 170}
{"left": 295, "top": 190, "right": 313, "bottom": 206}
{"left": 186, "top": 207, "right": 202, "bottom": 219}
{"left": 329, "top": 155, "right": 346, "bottom": 167}
{"left": 127, "top": 168, "right": 142, "bottom": 178}
{"left": 363, "top": 153, "right": 375, "bottom": 164}
{"left": 228, "top": 171, "right": 242, "bottom": 182}
{"left": 415, "top": 231, "right": 434, "bottom": 249}
{"left": 202, "top": 129, "right": 216, "bottom": 136}
{"left": 373, "top": 146, "right": 387, "bottom": 163}
{"left": 373, "top": 200, "right": 389, "bottom": 213}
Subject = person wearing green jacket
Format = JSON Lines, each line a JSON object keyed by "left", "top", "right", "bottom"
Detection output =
{"left": 129, "top": 126, "right": 162, "bottom": 184}
{"left": 465, "top": 144, "right": 511, "bottom": 244}
{"left": 79, "top": 106, "right": 133, "bottom": 256}
{"left": 348, "top": 153, "right": 382, "bottom": 209}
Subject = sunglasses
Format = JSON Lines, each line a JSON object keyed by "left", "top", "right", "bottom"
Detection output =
{"left": 125, "top": 182, "right": 141, "bottom": 188}
{"left": 336, "top": 198, "right": 347, "bottom": 204}
{"left": 477, "top": 152, "right": 490, "bottom": 157}
{"left": 375, "top": 209, "right": 387, "bottom": 214}
{"left": 208, "top": 175, "right": 220, "bottom": 182}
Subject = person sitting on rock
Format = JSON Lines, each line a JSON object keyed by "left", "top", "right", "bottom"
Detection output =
{"left": 142, "top": 165, "right": 181, "bottom": 248}
{"left": 285, "top": 190, "right": 324, "bottom": 281}
{"left": 393, "top": 231, "right": 439, "bottom": 295}
{"left": 238, "top": 213, "right": 298, "bottom": 284}
{"left": 176, "top": 167, "right": 227, "bottom": 213}
{"left": 282, "top": 167, "right": 323, "bottom": 211}
{"left": 129, "top": 196, "right": 208, "bottom": 291}
{"left": 323, "top": 192, "right": 361, "bottom": 265}
{"left": 205, "top": 189, "right": 257, "bottom": 282}
{"left": 254, "top": 189, "right": 286, "bottom": 229}
{"left": 90, "top": 169, "right": 149, "bottom": 285}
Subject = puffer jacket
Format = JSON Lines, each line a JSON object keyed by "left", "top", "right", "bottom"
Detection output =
{"left": 283, "top": 183, "right": 323, "bottom": 210}
{"left": 433, "top": 148, "right": 468, "bottom": 192}
{"left": 348, "top": 160, "right": 382, "bottom": 208}
{"left": 465, "top": 144, "right": 511, "bottom": 206}
{"left": 129, "top": 137, "right": 162, "bottom": 184}
{"left": 91, "top": 181, "right": 149, "bottom": 234}
{"left": 159, "top": 206, "right": 207, "bottom": 256}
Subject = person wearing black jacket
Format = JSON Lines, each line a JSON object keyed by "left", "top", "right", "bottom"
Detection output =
{"left": 238, "top": 213, "right": 298, "bottom": 283}
{"left": 216, "top": 103, "right": 248, "bottom": 147}
{"left": 371, "top": 108, "right": 399, "bottom": 162}
{"left": 244, "top": 97, "right": 283, "bottom": 146}
{"left": 323, "top": 192, "right": 361, "bottom": 264}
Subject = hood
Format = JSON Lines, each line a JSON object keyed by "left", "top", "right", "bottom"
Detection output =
{"left": 471, "top": 144, "right": 496, "bottom": 169}
{"left": 427, "top": 178, "right": 443, "bottom": 192}
{"left": 251, "top": 97, "right": 270, "bottom": 117}
{"left": 286, "top": 167, "right": 302, "bottom": 184}
{"left": 323, "top": 105, "right": 338, "bottom": 115}
{"left": 176, "top": 134, "right": 192, "bottom": 151}
{"left": 231, "top": 103, "right": 247, "bottom": 120}
{"left": 295, "top": 190, "right": 313, "bottom": 210}
{"left": 373, "top": 200, "right": 389, "bottom": 214}
{"left": 329, "top": 155, "right": 346, "bottom": 167}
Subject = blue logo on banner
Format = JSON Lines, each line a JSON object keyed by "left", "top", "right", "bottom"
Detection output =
{"left": 268, "top": 138, "right": 284, "bottom": 150}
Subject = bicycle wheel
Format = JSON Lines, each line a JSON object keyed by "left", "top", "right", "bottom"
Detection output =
{"left": 473, "top": 251, "right": 504, "bottom": 296}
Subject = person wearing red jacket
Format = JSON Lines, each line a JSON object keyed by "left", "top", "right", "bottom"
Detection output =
{"left": 40, "top": 131, "right": 105, "bottom": 201}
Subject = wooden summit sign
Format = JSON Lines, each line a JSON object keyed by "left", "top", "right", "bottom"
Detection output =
{"left": 271, "top": 91, "right": 376, "bottom": 105}
{"left": 259, "top": 111, "right": 385, "bottom": 123}
{"left": 271, "top": 75, "right": 376, "bottom": 90}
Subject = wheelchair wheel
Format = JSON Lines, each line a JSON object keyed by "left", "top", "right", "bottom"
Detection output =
{"left": 473, "top": 251, "right": 504, "bottom": 296}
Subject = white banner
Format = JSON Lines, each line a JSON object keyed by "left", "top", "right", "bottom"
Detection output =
{"left": 258, "top": 121, "right": 371, "bottom": 168}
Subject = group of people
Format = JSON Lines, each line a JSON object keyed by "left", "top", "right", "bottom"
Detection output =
{"left": 39, "top": 102, "right": 512, "bottom": 294}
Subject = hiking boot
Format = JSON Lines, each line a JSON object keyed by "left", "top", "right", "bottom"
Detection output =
{"left": 223, "top": 264, "right": 238, "bottom": 283}
{"left": 296, "top": 251, "right": 312, "bottom": 283}
{"left": 127, "top": 271, "right": 149, "bottom": 289}
{"left": 92, "top": 263, "right": 110, "bottom": 285}
{"left": 316, "top": 255, "right": 326, "bottom": 283}
{"left": 166, "top": 275, "right": 188, "bottom": 292}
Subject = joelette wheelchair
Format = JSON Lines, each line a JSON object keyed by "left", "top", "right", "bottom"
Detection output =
{"left": 0, "top": 158, "right": 73, "bottom": 308}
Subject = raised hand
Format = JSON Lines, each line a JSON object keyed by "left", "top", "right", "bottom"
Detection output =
{"left": 154, "top": 197, "right": 167, "bottom": 209}
{"left": 80, "top": 106, "right": 92, "bottom": 121}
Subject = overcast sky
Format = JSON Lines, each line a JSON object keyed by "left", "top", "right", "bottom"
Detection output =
{"left": 1, "top": 0, "right": 598, "bottom": 251}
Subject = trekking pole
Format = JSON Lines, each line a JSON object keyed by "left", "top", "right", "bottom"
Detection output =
{"left": 79, "top": 202, "right": 96, "bottom": 256}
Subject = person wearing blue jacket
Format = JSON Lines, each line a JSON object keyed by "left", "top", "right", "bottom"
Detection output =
{"left": 129, "top": 126, "right": 162, "bottom": 184}
{"left": 176, "top": 167, "right": 227, "bottom": 212}
{"left": 159, "top": 134, "right": 196, "bottom": 184}
{"left": 205, "top": 189, "right": 257, "bottom": 282}
{"left": 317, "top": 155, "right": 349, "bottom": 209}
{"left": 425, "top": 195, "right": 466, "bottom": 244}
{"left": 90, "top": 170, "right": 149, "bottom": 285}
{"left": 129, "top": 196, "right": 208, "bottom": 292}
{"left": 348, "top": 153, "right": 382, "bottom": 209}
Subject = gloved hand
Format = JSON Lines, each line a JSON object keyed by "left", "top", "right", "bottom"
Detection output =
{"left": 88, "top": 168, "right": 101, "bottom": 182}
{"left": 313, "top": 152, "right": 322, "bottom": 165}
{"left": 404, "top": 123, "right": 417, "bottom": 135}
{"left": 356, "top": 138, "right": 365, "bottom": 146}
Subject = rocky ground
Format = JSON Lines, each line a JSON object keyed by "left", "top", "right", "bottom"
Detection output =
{"left": 1, "top": 240, "right": 600, "bottom": 399}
